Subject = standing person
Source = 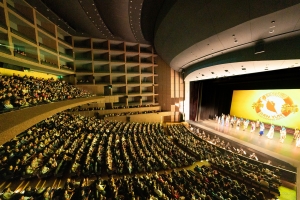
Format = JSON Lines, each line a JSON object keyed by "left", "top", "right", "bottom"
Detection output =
{"left": 267, "top": 124, "right": 275, "bottom": 139}
{"left": 243, "top": 119, "right": 249, "bottom": 131}
{"left": 296, "top": 134, "right": 300, "bottom": 147}
{"left": 293, "top": 128, "right": 299, "bottom": 140}
{"left": 256, "top": 119, "right": 260, "bottom": 128}
{"left": 250, "top": 121, "right": 256, "bottom": 133}
{"left": 225, "top": 115, "right": 230, "bottom": 127}
{"left": 221, "top": 114, "right": 225, "bottom": 127}
{"left": 236, "top": 118, "right": 240, "bottom": 130}
{"left": 230, "top": 116, "right": 235, "bottom": 128}
{"left": 259, "top": 122, "right": 265, "bottom": 136}
{"left": 280, "top": 126, "right": 287, "bottom": 143}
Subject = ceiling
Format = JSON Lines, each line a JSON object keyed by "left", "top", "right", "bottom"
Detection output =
{"left": 24, "top": 0, "right": 300, "bottom": 81}
{"left": 25, "top": 0, "right": 165, "bottom": 44}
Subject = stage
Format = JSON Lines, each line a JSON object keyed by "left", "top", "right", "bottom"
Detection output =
{"left": 186, "top": 120, "right": 300, "bottom": 168}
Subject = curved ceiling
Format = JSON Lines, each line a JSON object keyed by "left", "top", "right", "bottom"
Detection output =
{"left": 25, "top": 0, "right": 165, "bottom": 44}
{"left": 24, "top": 0, "right": 300, "bottom": 81}
{"left": 154, "top": 0, "right": 300, "bottom": 79}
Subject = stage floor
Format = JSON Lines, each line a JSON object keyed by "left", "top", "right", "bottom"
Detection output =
{"left": 187, "top": 120, "right": 300, "bottom": 167}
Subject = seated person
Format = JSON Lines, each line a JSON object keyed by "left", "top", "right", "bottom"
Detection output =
{"left": 2, "top": 187, "right": 15, "bottom": 199}
{"left": 71, "top": 161, "right": 80, "bottom": 174}
{"left": 41, "top": 165, "right": 50, "bottom": 174}
{"left": 3, "top": 99, "right": 14, "bottom": 109}
{"left": 26, "top": 165, "right": 34, "bottom": 175}
{"left": 31, "top": 157, "right": 39, "bottom": 170}
{"left": 194, "top": 165, "right": 202, "bottom": 173}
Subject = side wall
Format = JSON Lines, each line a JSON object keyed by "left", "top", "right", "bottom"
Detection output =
{"left": 156, "top": 56, "right": 184, "bottom": 122}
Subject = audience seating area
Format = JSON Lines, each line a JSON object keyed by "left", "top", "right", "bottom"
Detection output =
{"left": 0, "top": 113, "right": 195, "bottom": 181}
{"left": 168, "top": 124, "right": 285, "bottom": 197}
{"left": 0, "top": 73, "right": 93, "bottom": 112}
{"left": 0, "top": 112, "right": 291, "bottom": 199}
{"left": 0, "top": 167, "right": 269, "bottom": 200}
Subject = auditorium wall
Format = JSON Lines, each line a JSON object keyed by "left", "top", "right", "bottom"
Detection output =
{"left": 156, "top": 56, "right": 183, "bottom": 122}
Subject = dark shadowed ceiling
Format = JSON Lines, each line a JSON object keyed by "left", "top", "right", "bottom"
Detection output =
{"left": 24, "top": 0, "right": 300, "bottom": 81}
{"left": 25, "top": 0, "right": 165, "bottom": 44}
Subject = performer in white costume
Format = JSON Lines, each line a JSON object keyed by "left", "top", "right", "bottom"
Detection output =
{"left": 243, "top": 119, "right": 249, "bottom": 131}
{"left": 296, "top": 134, "right": 300, "bottom": 147}
{"left": 280, "top": 126, "right": 287, "bottom": 143}
{"left": 236, "top": 118, "right": 240, "bottom": 130}
{"left": 225, "top": 115, "right": 230, "bottom": 127}
{"left": 266, "top": 124, "right": 275, "bottom": 139}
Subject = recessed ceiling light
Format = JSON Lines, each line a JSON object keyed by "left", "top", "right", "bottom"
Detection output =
{"left": 202, "top": 74, "right": 204, "bottom": 76}
{"left": 225, "top": 70, "right": 228, "bottom": 72}
{"left": 269, "top": 30, "right": 274, "bottom": 33}
{"left": 271, "top": 20, "right": 275, "bottom": 23}
{"left": 242, "top": 68, "right": 246, "bottom": 70}
{"left": 211, "top": 72, "right": 214, "bottom": 74}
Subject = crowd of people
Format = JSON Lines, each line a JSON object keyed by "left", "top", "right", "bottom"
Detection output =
{"left": 168, "top": 124, "right": 282, "bottom": 199}
{"left": 0, "top": 113, "right": 196, "bottom": 183}
{"left": 0, "top": 167, "right": 269, "bottom": 200}
{"left": 103, "top": 110, "right": 159, "bottom": 118}
{"left": 0, "top": 111, "right": 287, "bottom": 199}
{"left": 215, "top": 114, "right": 300, "bottom": 147}
{"left": 0, "top": 73, "right": 93, "bottom": 111}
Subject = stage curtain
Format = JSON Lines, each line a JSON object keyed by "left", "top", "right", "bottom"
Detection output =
{"left": 189, "top": 81, "right": 202, "bottom": 121}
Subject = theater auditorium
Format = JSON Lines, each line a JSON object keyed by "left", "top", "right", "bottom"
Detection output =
{"left": 0, "top": 0, "right": 299, "bottom": 199}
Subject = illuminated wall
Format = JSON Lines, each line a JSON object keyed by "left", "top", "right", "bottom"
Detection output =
{"left": 230, "top": 89, "right": 300, "bottom": 128}
{"left": 0, "top": 68, "right": 58, "bottom": 80}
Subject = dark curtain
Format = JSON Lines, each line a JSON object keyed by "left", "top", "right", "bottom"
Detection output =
{"left": 189, "top": 81, "right": 202, "bottom": 121}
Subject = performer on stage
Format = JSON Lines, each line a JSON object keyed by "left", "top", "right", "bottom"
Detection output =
{"left": 280, "top": 126, "right": 287, "bottom": 143}
{"left": 236, "top": 118, "right": 240, "bottom": 130}
{"left": 217, "top": 116, "right": 221, "bottom": 125}
{"left": 221, "top": 114, "right": 225, "bottom": 127}
{"left": 293, "top": 128, "right": 299, "bottom": 140}
{"left": 243, "top": 119, "right": 249, "bottom": 131}
{"left": 225, "top": 115, "right": 230, "bottom": 127}
{"left": 296, "top": 134, "right": 300, "bottom": 147}
{"left": 230, "top": 117, "right": 235, "bottom": 128}
{"left": 259, "top": 122, "right": 265, "bottom": 136}
{"left": 250, "top": 121, "right": 255, "bottom": 133}
{"left": 266, "top": 124, "right": 275, "bottom": 139}
{"left": 256, "top": 119, "right": 260, "bottom": 128}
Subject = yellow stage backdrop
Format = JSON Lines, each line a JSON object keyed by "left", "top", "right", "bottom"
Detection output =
{"left": 230, "top": 89, "right": 300, "bottom": 128}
